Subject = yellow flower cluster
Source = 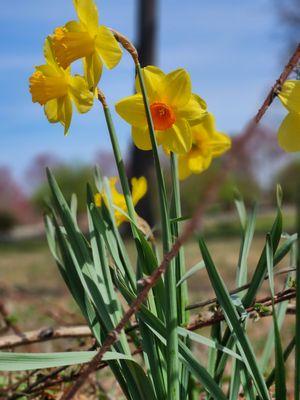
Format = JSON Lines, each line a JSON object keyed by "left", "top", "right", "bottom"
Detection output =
{"left": 29, "top": 0, "right": 122, "bottom": 134}
{"left": 115, "top": 66, "right": 231, "bottom": 179}
{"left": 95, "top": 177, "right": 147, "bottom": 226}
{"left": 29, "top": 0, "right": 232, "bottom": 179}
{"left": 29, "top": 0, "right": 300, "bottom": 163}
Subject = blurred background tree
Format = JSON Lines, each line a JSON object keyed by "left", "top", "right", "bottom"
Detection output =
{"left": 276, "top": 0, "right": 300, "bottom": 54}
{"left": 179, "top": 161, "right": 261, "bottom": 215}
{"left": 0, "top": 167, "right": 33, "bottom": 231}
{"left": 274, "top": 160, "right": 300, "bottom": 204}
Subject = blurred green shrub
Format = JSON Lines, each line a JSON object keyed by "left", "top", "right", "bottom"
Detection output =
{"left": 274, "top": 159, "right": 300, "bottom": 204}
{"left": 31, "top": 166, "right": 95, "bottom": 213}
{"left": 179, "top": 161, "right": 261, "bottom": 215}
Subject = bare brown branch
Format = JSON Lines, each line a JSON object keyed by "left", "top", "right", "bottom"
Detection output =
{"left": 255, "top": 42, "right": 300, "bottom": 123}
{"left": 186, "top": 267, "right": 296, "bottom": 310}
{"left": 187, "top": 288, "right": 296, "bottom": 331}
{"left": 0, "top": 326, "right": 91, "bottom": 350}
{"left": 0, "top": 302, "right": 21, "bottom": 335}
{"left": 0, "top": 288, "right": 295, "bottom": 398}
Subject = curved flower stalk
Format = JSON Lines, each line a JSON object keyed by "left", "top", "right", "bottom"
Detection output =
{"left": 277, "top": 80, "right": 300, "bottom": 152}
{"left": 177, "top": 113, "right": 231, "bottom": 180}
{"left": 115, "top": 66, "right": 207, "bottom": 155}
{"left": 52, "top": 0, "right": 122, "bottom": 90}
{"left": 29, "top": 37, "right": 93, "bottom": 135}
{"left": 94, "top": 176, "right": 147, "bottom": 226}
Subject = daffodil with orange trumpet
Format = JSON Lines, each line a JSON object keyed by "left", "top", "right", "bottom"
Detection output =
{"left": 115, "top": 66, "right": 207, "bottom": 155}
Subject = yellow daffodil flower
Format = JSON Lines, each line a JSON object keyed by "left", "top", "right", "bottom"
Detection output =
{"left": 115, "top": 66, "right": 207, "bottom": 155}
{"left": 277, "top": 80, "right": 300, "bottom": 152}
{"left": 94, "top": 176, "right": 147, "bottom": 226}
{"left": 29, "top": 37, "right": 93, "bottom": 135}
{"left": 177, "top": 113, "right": 231, "bottom": 180}
{"left": 52, "top": 0, "right": 122, "bottom": 90}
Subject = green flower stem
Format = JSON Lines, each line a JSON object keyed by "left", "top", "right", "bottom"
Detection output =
{"left": 136, "top": 63, "right": 180, "bottom": 400}
{"left": 170, "top": 153, "right": 190, "bottom": 398}
{"left": 100, "top": 101, "right": 138, "bottom": 235}
{"left": 170, "top": 152, "right": 189, "bottom": 325}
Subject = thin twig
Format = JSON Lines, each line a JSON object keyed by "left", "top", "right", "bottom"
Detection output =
{"left": 0, "top": 302, "right": 22, "bottom": 335}
{"left": 0, "top": 326, "right": 91, "bottom": 350}
{"left": 4, "top": 370, "right": 36, "bottom": 398}
{"left": 186, "top": 288, "right": 296, "bottom": 331}
{"left": 1, "top": 290, "right": 294, "bottom": 398}
{"left": 186, "top": 267, "right": 296, "bottom": 310}
{"left": 60, "top": 41, "right": 300, "bottom": 400}
{"left": 255, "top": 43, "right": 300, "bottom": 123}
{"left": 0, "top": 287, "right": 295, "bottom": 350}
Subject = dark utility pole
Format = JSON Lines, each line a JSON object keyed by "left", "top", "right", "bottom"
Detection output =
{"left": 129, "top": 0, "right": 157, "bottom": 225}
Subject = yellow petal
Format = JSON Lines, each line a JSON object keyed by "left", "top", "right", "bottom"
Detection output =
{"left": 191, "top": 113, "right": 217, "bottom": 139}
{"left": 158, "top": 119, "right": 192, "bottom": 154}
{"left": 35, "top": 64, "right": 60, "bottom": 77}
{"left": 210, "top": 131, "right": 231, "bottom": 156}
{"left": 176, "top": 93, "right": 207, "bottom": 125}
{"left": 278, "top": 112, "right": 300, "bottom": 152}
{"left": 95, "top": 26, "right": 122, "bottom": 69}
{"left": 115, "top": 212, "right": 127, "bottom": 226}
{"left": 278, "top": 80, "right": 300, "bottom": 114}
{"left": 115, "top": 93, "right": 147, "bottom": 127}
{"left": 68, "top": 75, "right": 94, "bottom": 113}
{"left": 65, "top": 20, "right": 83, "bottom": 32}
{"left": 132, "top": 126, "right": 152, "bottom": 150}
{"left": 188, "top": 153, "right": 212, "bottom": 173}
{"left": 43, "top": 37, "right": 60, "bottom": 71}
{"left": 57, "top": 95, "right": 73, "bottom": 135}
{"left": 94, "top": 193, "right": 102, "bottom": 207}
{"left": 83, "top": 52, "right": 103, "bottom": 90}
{"left": 135, "top": 66, "right": 165, "bottom": 101}
{"left": 73, "top": 0, "right": 99, "bottom": 35}
{"left": 107, "top": 178, "right": 127, "bottom": 209}
{"left": 202, "top": 112, "right": 216, "bottom": 133}
{"left": 44, "top": 99, "right": 60, "bottom": 122}
{"left": 131, "top": 177, "right": 148, "bottom": 205}
{"left": 162, "top": 69, "right": 191, "bottom": 108}
{"left": 178, "top": 155, "right": 191, "bottom": 180}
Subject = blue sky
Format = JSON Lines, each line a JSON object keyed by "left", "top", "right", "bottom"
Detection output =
{"left": 0, "top": 0, "right": 288, "bottom": 186}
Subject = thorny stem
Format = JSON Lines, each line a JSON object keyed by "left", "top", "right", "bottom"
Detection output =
{"left": 0, "top": 281, "right": 296, "bottom": 350}
{"left": 255, "top": 43, "right": 300, "bottom": 123}
{"left": 4, "top": 288, "right": 295, "bottom": 398}
{"left": 60, "top": 42, "right": 300, "bottom": 400}
{"left": 186, "top": 267, "right": 296, "bottom": 310}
